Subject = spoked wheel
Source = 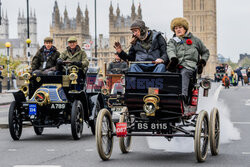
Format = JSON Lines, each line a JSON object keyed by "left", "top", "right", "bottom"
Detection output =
{"left": 9, "top": 101, "right": 23, "bottom": 140}
{"left": 89, "top": 100, "right": 101, "bottom": 135}
{"left": 71, "top": 100, "right": 84, "bottom": 140}
{"left": 34, "top": 127, "right": 44, "bottom": 135}
{"left": 194, "top": 110, "right": 209, "bottom": 162}
{"left": 119, "top": 107, "right": 132, "bottom": 153}
{"left": 210, "top": 108, "right": 220, "bottom": 156}
{"left": 96, "top": 108, "right": 114, "bottom": 161}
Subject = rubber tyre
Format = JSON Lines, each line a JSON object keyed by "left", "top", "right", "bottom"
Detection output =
{"left": 71, "top": 100, "right": 84, "bottom": 140}
{"left": 210, "top": 108, "right": 220, "bottom": 156}
{"left": 34, "top": 127, "right": 44, "bottom": 135}
{"left": 194, "top": 110, "right": 209, "bottom": 162}
{"left": 96, "top": 108, "right": 114, "bottom": 161}
{"left": 9, "top": 101, "right": 23, "bottom": 140}
{"left": 119, "top": 107, "right": 132, "bottom": 153}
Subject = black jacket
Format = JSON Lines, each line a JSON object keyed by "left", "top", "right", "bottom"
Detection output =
{"left": 118, "top": 30, "right": 168, "bottom": 62}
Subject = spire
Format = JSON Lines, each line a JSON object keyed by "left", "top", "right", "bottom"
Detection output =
{"left": 85, "top": 5, "right": 88, "bottom": 17}
{"left": 131, "top": 0, "right": 136, "bottom": 21}
{"left": 34, "top": 9, "right": 36, "bottom": 18}
{"left": 64, "top": 7, "right": 68, "bottom": 18}
{"left": 54, "top": 0, "right": 60, "bottom": 27}
{"left": 54, "top": 0, "right": 59, "bottom": 11}
{"left": 116, "top": 4, "right": 120, "bottom": 17}
{"left": 30, "top": 8, "right": 33, "bottom": 18}
{"left": 5, "top": 10, "right": 8, "bottom": 20}
{"left": 22, "top": 10, "right": 24, "bottom": 18}
{"left": 76, "top": 3, "right": 82, "bottom": 24}
{"left": 109, "top": 1, "right": 113, "bottom": 15}
{"left": 138, "top": 3, "right": 142, "bottom": 20}
{"left": 18, "top": 9, "right": 21, "bottom": 18}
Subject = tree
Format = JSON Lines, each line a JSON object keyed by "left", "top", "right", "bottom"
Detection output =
{"left": 0, "top": 54, "right": 21, "bottom": 77}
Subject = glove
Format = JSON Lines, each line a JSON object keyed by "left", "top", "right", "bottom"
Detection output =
{"left": 56, "top": 58, "right": 63, "bottom": 65}
{"left": 197, "top": 59, "right": 206, "bottom": 74}
{"left": 72, "top": 61, "right": 82, "bottom": 67}
{"left": 167, "top": 57, "right": 178, "bottom": 72}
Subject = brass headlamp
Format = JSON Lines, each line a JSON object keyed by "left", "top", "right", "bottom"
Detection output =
{"left": 20, "top": 85, "right": 29, "bottom": 97}
{"left": 143, "top": 95, "right": 160, "bottom": 116}
{"left": 23, "top": 73, "right": 31, "bottom": 84}
{"left": 69, "top": 67, "right": 78, "bottom": 85}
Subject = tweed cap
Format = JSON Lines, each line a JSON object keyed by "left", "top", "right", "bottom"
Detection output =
{"left": 170, "top": 17, "right": 189, "bottom": 32}
{"left": 44, "top": 37, "right": 53, "bottom": 42}
{"left": 67, "top": 36, "right": 77, "bottom": 42}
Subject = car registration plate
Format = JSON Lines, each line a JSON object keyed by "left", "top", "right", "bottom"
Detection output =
{"left": 29, "top": 104, "right": 37, "bottom": 115}
{"left": 135, "top": 122, "right": 168, "bottom": 131}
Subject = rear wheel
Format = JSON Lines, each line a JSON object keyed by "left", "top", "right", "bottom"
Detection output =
{"left": 9, "top": 101, "right": 23, "bottom": 140}
{"left": 119, "top": 107, "right": 132, "bottom": 153}
{"left": 210, "top": 108, "right": 220, "bottom": 156}
{"left": 71, "top": 100, "right": 84, "bottom": 140}
{"left": 194, "top": 110, "right": 209, "bottom": 162}
{"left": 34, "top": 127, "right": 44, "bottom": 135}
{"left": 89, "top": 100, "right": 101, "bottom": 135}
{"left": 96, "top": 108, "right": 114, "bottom": 161}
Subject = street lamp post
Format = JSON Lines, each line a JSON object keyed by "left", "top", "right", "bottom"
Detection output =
{"left": 94, "top": 0, "right": 97, "bottom": 59}
{"left": 5, "top": 42, "right": 11, "bottom": 90}
{"left": 0, "top": 0, "right": 2, "bottom": 25}
{"left": 26, "top": 0, "right": 31, "bottom": 65}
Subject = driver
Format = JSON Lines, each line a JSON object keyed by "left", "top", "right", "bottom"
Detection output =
{"left": 107, "top": 53, "right": 128, "bottom": 74}
{"left": 113, "top": 20, "right": 167, "bottom": 73}
{"left": 57, "top": 36, "right": 89, "bottom": 73}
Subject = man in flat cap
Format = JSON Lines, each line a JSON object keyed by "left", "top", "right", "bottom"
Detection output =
{"left": 57, "top": 36, "right": 89, "bottom": 72}
{"left": 31, "top": 37, "right": 60, "bottom": 75}
{"left": 114, "top": 20, "right": 168, "bottom": 72}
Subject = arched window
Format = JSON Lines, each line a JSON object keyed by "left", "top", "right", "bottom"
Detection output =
{"left": 120, "top": 36, "right": 126, "bottom": 47}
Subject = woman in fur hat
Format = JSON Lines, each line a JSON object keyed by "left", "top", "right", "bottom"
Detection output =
{"left": 113, "top": 20, "right": 168, "bottom": 73}
{"left": 167, "top": 17, "right": 210, "bottom": 103}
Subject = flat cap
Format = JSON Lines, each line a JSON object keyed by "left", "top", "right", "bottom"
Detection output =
{"left": 44, "top": 37, "right": 53, "bottom": 42}
{"left": 67, "top": 36, "right": 77, "bottom": 42}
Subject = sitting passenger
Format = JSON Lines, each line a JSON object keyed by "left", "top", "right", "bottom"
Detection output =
{"left": 31, "top": 37, "right": 60, "bottom": 75}
{"left": 107, "top": 53, "right": 128, "bottom": 74}
{"left": 167, "top": 17, "right": 210, "bottom": 102}
{"left": 113, "top": 20, "right": 167, "bottom": 73}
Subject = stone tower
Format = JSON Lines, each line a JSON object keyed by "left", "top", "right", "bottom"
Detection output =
{"left": 50, "top": 1, "right": 90, "bottom": 52}
{"left": 17, "top": 9, "right": 37, "bottom": 47}
{"left": 0, "top": 10, "right": 9, "bottom": 39}
{"left": 183, "top": 0, "right": 217, "bottom": 77}
{"left": 96, "top": 1, "right": 142, "bottom": 70}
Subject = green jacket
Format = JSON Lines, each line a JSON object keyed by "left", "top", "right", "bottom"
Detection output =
{"left": 60, "top": 45, "right": 89, "bottom": 71}
{"left": 167, "top": 32, "right": 210, "bottom": 71}
{"left": 31, "top": 46, "right": 60, "bottom": 71}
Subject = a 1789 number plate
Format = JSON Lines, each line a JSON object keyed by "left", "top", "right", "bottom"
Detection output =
{"left": 135, "top": 122, "right": 168, "bottom": 131}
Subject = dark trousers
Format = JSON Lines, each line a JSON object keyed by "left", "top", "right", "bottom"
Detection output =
{"left": 180, "top": 68, "right": 194, "bottom": 97}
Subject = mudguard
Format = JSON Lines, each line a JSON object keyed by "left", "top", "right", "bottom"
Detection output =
{"left": 69, "top": 91, "right": 90, "bottom": 120}
{"left": 13, "top": 90, "right": 26, "bottom": 103}
{"left": 89, "top": 93, "right": 105, "bottom": 120}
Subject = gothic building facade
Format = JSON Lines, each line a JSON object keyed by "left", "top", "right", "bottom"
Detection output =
{"left": 183, "top": 0, "right": 218, "bottom": 77}
{"left": 95, "top": 2, "right": 142, "bottom": 71}
{"left": 0, "top": 9, "right": 38, "bottom": 60}
{"left": 50, "top": 1, "right": 90, "bottom": 52}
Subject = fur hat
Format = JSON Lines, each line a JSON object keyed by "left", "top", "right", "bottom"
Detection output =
{"left": 130, "top": 20, "right": 147, "bottom": 30}
{"left": 170, "top": 17, "right": 189, "bottom": 32}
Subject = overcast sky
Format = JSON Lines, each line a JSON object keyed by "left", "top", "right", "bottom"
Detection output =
{"left": 1, "top": 0, "right": 250, "bottom": 62}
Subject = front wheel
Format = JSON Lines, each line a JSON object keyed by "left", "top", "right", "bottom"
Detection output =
{"left": 71, "top": 100, "right": 84, "bottom": 140}
{"left": 119, "top": 107, "right": 132, "bottom": 153}
{"left": 210, "top": 108, "right": 220, "bottom": 156}
{"left": 96, "top": 108, "right": 114, "bottom": 161}
{"left": 194, "top": 110, "right": 209, "bottom": 162}
{"left": 9, "top": 101, "right": 23, "bottom": 140}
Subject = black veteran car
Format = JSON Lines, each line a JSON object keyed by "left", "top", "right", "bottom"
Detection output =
{"left": 95, "top": 65, "right": 220, "bottom": 162}
{"left": 8, "top": 65, "right": 104, "bottom": 140}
